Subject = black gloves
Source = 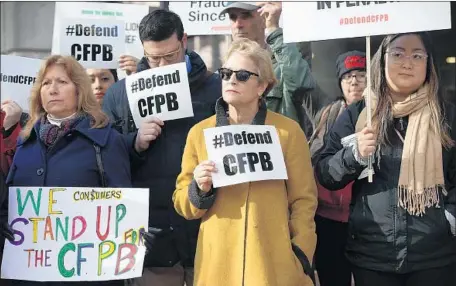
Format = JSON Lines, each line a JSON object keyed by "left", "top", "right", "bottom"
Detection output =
{"left": 0, "top": 216, "right": 14, "bottom": 242}
{"left": 141, "top": 227, "right": 173, "bottom": 254}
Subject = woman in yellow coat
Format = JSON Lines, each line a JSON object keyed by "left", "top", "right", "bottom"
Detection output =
{"left": 173, "top": 38, "right": 317, "bottom": 286}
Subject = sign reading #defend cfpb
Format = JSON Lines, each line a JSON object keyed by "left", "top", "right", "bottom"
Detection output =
{"left": 59, "top": 18, "right": 125, "bottom": 69}
{"left": 0, "top": 55, "right": 42, "bottom": 111}
{"left": 126, "top": 62, "right": 194, "bottom": 126}
{"left": 204, "top": 125, "right": 288, "bottom": 188}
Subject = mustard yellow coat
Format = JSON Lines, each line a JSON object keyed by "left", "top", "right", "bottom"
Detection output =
{"left": 173, "top": 111, "right": 317, "bottom": 286}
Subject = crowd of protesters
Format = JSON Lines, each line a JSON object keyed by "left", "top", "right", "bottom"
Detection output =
{"left": 1, "top": 2, "right": 455, "bottom": 286}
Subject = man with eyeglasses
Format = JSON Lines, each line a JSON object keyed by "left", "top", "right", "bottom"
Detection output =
{"left": 102, "top": 9, "right": 221, "bottom": 286}
{"left": 220, "top": 1, "right": 316, "bottom": 132}
{"left": 309, "top": 50, "right": 366, "bottom": 286}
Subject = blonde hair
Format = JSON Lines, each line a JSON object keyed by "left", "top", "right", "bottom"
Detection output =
{"left": 21, "top": 55, "right": 109, "bottom": 139}
{"left": 223, "top": 38, "right": 277, "bottom": 93}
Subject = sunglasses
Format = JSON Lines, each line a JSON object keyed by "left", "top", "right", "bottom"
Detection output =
{"left": 218, "top": 68, "right": 259, "bottom": 82}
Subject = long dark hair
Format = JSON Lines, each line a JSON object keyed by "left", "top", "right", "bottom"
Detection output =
{"left": 370, "top": 32, "right": 453, "bottom": 148}
{"left": 109, "top": 69, "right": 118, "bottom": 82}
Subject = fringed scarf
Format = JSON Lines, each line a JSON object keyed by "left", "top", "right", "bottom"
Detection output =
{"left": 356, "top": 85, "right": 445, "bottom": 216}
{"left": 39, "top": 113, "right": 84, "bottom": 148}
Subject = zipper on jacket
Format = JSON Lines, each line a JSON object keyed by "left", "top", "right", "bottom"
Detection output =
{"left": 392, "top": 154, "right": 402, "bottom": 271}
{"left": 241, "top": 183, "right": 251, "bottom": 286}
{"left": 393, "top": 194, "right": 401, "bottom": 271}
{"left": 399, "top": 117, "right": 404, "bottom": 131}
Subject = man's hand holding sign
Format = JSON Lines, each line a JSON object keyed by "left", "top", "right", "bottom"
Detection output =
{"left": 134, "top": 117, "right": 164, "bottom": 153}
{"left": 257, "top": 2, "right": 282, "bottom": 35}
{"left": 118, "top": 54, "right": 139, "bottom": 75}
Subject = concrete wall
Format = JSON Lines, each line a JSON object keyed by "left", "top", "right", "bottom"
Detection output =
{"left": 1, "top": 2, "right": 55, "bottom": 59}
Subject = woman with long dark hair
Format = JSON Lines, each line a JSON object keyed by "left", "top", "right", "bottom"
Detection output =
{"left": 315, "top": 32, "right": 456, "bottom": 286}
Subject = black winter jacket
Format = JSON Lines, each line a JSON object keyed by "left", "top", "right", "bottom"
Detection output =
{"left": 315, "top": 99, "right": 456, "bottom": 273}
{"left": 102, "top": 51, "right": 221, "bottom": 268}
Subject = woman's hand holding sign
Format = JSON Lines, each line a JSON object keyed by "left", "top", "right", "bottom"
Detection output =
{"left": 357, "top": 127, "right": 378, "bottom": 158}
{"left": 193, "top": 161, "right": 218, "bottom": 193}
{"left": 135, "top": 117, "right": 164, "bottom": 153}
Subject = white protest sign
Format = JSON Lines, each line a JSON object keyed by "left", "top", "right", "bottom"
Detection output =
{"left": 169, "top": 1, "right": 231, "bottom": 35}
{"left": 204, "top": 125, "right": 288, "bottom": 188}
{"left": 126, "top": 62, "right": 194, "bottom": 126}
{"left": 0, "top": 55, "right": 42, "bottom": 111}
{"left": 52, "top": 2, "right": 148, "bottom": 60}
{"left": 1, "top": 187, "right": 149, "bottom": 282}
{"left": 169, "top": 2, "right": 283, "bottom": 36}
{"left": 283, "top": 1, "right": 452, "bottom": 43}
{"left": 59, "top": 18, "right": 125, "bottom": 69}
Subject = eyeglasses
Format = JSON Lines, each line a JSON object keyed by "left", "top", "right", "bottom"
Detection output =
{"left": 341, "top": 72, "right": 367, "bottom": 82}
{"left": 144, "top": 44, "right": 182, "bottom": 64}
{"left": 386, "top": 50, "right": 428, "bottom": 66}
{"left": 218, "top": 68, "right": 259, "bottom": 82}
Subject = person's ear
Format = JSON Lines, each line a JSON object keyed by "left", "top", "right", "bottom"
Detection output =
{"left": 182, "top": 33, "right": 188, "bottom": 51}
{"left": 258, "top": 82, "right": 269, "bottom": 98}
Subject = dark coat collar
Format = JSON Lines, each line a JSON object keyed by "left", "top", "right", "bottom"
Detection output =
{"left": 215, "top": 97, "right": 267, "bottom": 127}
{"left": 19, "top": 115, "right": 110, "bottom": 147}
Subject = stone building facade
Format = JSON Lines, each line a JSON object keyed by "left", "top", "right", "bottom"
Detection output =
{"left": 2, "top": 1, "right": 455, "bottom": 111}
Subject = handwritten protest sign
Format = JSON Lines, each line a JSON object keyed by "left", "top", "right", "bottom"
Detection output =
{"left": 59, "top": 18, "right": 125, "bottom": 69}
{"left": 204, "top": 125, "right": 287, "bottom": 188}
{"left": 52, "top": 2, "right": 148, "bottom": 60}
{"left": 283, "top": 1, "right": 451, "bottom": 43}
{"left": 0, "top": 55, "right": 42, "bottom": 111}
{"left": 126, "top": 62, "right": 194, "bottom": 126}
{"left": 1, "top": 187, "right": 149, "bottom": 282}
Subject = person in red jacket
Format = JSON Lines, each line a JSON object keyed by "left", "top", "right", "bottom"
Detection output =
{"left": 1, "top": 100, "right": 27, "bottom": 175}
{"left": 309, "top": 51, "right": 366, "bottom": 286}
{"left": 1, "top": 99, "right": 26, "bottom": 286}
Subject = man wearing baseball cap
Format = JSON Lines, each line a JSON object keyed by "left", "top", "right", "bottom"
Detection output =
{"left": 220, "top": 2, "right": 316, "bottom": 131}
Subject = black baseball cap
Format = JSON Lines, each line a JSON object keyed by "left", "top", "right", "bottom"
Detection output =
{"left": 336, "top": 50, "right": 366, "bottom": 82}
